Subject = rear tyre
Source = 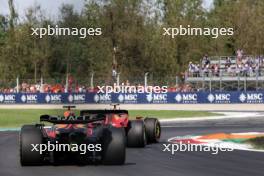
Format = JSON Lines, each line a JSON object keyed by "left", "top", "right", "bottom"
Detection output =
{"left": 144, "top": 118, "right": 161, "bottom": 143}
{"left": 127, "top": 120, "right": 146, "bottom": 147}
{"left": 20, "top": 125, "right": 44, "bottom": 166}
{"left": 102, "top": 127, "right": 126, "bottom": 165}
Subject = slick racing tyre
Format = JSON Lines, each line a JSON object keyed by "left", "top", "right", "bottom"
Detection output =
{"left": 127, "top": 120, "right": 146, "bottom": 147}
{"left": 102, "top": 127, "right": 126, "bottom": 165}
{"left": 144, "top": 118, "right": 161, "bottom": 143}
{"left": 20, "top": 125, "right": 44, "bottom": 166}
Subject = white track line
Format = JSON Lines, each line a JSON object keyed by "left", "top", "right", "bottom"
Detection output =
{"left": 160, "top": 112, "right": 264, "bottom": 123}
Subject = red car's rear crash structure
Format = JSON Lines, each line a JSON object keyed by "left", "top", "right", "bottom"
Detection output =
{"left": 19, "top": 106, "right": 161, "bottom": 165}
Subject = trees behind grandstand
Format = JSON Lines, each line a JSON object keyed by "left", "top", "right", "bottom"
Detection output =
{"left": 0, "top": 0, "right": 263, "bottom": 83}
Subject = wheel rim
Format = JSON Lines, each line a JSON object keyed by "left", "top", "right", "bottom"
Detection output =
{"left": 155, "top": 121, "right": 161, "bottom": 139}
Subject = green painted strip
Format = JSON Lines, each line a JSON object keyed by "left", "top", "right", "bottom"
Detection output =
{"left": 222, "top": 138, "right": 248, "bottom": 144}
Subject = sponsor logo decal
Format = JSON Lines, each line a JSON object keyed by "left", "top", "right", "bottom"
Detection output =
{"left": 174, "top": 93, "right": 197, "bottom": 103}
{"left": 239, "top": 93, "right": 263, "bottom": 103}
{"left": 21, "top": 94, "right": 37, "bottom": 103}
{"left": 94, "top": 94, "right": 112, "bottom": 103}
{"left": 118, "top": 94, "right": 137, "bottom": 103}
{"left": 0, "top": 94, "right": 16, "bottom": 103}
{"left": 207, "top": 93, "right": 230, "bottom": 103}
{"left": 45, "top": 94, "right": 62, "bottom": 104}
{"left": 68, "top": 94, "right": 86, "bottom": 103}
{"left": 146, "top": 93, "right": 167, "bottom": 103}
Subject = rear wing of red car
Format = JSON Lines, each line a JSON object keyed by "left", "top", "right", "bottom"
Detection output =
{"left": 80, "top": 110, "right": 128, "bottom": 116}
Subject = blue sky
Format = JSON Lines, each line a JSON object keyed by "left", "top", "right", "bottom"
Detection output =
{"left": 0, "top": 0, "right": 213, "bottom": 18}
{"left": 0, "top": 0, "right": 85, "bottom": 19}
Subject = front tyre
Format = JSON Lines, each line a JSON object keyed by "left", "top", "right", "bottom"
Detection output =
{"left": 144, "top": 118, "right": 161, "bottom": 143}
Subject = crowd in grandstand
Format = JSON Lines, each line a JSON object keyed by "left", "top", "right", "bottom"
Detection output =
{"left": 0, "top": 81, "right": 194, "bottom": 93}
{"left": 0, "top": 82, "right": 88, "bottom": 93}
{"left": 6, "top": 51, "right": 261, "bottom": 93}
{"left": 188, "top": 50, "right": 264, "bottom": 77}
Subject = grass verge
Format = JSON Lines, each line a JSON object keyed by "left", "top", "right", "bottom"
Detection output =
{"left": 0, "top": 109, "right": 221, "bottom": 128}
{"left": 245, "top": 136, "right": 264, "bottom": 150}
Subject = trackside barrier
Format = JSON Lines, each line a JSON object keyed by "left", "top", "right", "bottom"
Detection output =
{"left": 0, "top": 92, "right": 263, "bottom": 104}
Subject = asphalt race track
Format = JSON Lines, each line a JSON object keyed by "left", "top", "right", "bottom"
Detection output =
{"left": 1, "top": 116, "right": 264, "bottom": 176}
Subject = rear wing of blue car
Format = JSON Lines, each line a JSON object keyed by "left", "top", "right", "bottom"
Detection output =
{"left": 40, "top": 114, "right": 105, "bottom": 124}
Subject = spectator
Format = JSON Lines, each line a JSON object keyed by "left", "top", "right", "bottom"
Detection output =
{"left": 235, "top": 64, "right": 241, "bottom": 76}
{"left": 236, "top": 48, "right": 243, "bottom": 63}
{"left": 225, "top": 57, "right": 232, "bottom": 67}
{"left": 194, "top": 64, "right": 200, "bottom": 77}
{"left": 202, "top": 54, "right": 210, "bottom": 67}
{"left": 214, "top": 64, "right": 219, "bottom": 76}
{"left": 203, "top": 64, "right": 210, "bottom": 77}
{"left": 188, "top": 61, "right": 195, "bottom": 76}
{"left": 125, "top": 80, "right": 130, "bottom": 86}
{"left": 112, "top": 68, "right": 117, "bottom": 82}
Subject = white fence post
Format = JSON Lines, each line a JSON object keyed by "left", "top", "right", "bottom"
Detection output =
{"left": 40, "top": 77, "right": 43, "bottom": 93}
{"left": 116, "top": 73, "right": 120, "bottom": 86}
{"left": 65, "top": 74, "right": 68, "bottom": 93}
{"left": 144, "top": 72, "right": 149, "bottom": 87}
{"left": 16, "top": 76, "right": 19, "bottom": 93}
{"left": 90, "top": 72, "right": 94, "bottom": 89}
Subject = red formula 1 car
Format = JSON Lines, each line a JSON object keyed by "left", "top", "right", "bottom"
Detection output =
{"left": 19, "top": 105, "right": 161, "bottom": 165}
{"left": 80, "top": 104, "right": 161, "bottom": 147}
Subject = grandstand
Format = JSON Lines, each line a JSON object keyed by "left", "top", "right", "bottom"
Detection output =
{"left": 1, "top": 55, "right": 264, "bottom": 93}
{"left": 185, "top": 55, "right": 264, "bottom": 91}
